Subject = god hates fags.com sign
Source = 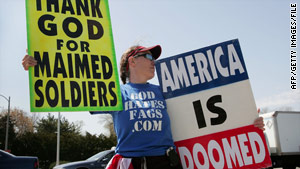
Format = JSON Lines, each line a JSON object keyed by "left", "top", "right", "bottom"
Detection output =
{"left": 155, "top": 39, "right": 271, "bottom": 169}
{"left": 25, "top": 0, "right": 122, "bottom": 112}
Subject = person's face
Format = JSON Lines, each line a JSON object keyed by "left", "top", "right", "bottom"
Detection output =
{"left": 132, "top": 51, "right": 155, "bottom": 80}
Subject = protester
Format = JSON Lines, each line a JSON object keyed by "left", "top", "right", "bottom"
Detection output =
{"left": 22, "top": 45, "right": 264, "bottom": 169}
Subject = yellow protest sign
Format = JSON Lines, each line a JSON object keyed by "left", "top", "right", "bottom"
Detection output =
{"left": 26, "top": 0, "right": 123, "bottom": 112}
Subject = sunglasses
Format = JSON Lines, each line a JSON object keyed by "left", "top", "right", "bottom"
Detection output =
{"left": 133, "top": 53, "right": 155, "bottom": 61}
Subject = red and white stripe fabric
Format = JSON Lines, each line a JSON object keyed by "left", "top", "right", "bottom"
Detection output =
{"left": 106, "top": 154, "right": 134, "bottom": 169}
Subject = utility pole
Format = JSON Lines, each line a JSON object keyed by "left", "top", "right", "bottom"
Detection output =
{"left": 0, "top": 94, "right": 10, "bottom": 151}
{"left": 56, "top": 112, "right": 61, "bottom": 166}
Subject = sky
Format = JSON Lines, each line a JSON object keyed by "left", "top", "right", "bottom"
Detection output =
{"left": 0, "top": 0, "right": 299, "bottom": 136}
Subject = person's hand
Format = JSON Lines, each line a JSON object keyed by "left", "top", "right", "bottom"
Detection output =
{"left": 253, "top": 117, "right": 265, "bottom": 131}
{"left": 22, "top": 54, "right": 37, "bottom": 70}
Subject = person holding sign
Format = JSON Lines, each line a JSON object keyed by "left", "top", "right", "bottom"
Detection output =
{"left": 23, "top": 46, "right": 183, "bottom": 169}
{"left": 22, "top": 45, "right": 264, "bottom": 169}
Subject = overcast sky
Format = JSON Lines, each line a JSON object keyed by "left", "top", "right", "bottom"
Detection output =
{"left": 0, "top": 0, "right": 299, "bottom": 135}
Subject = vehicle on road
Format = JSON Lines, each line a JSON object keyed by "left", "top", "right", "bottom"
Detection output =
{"left": 260, "top": 111, "right": 300, "bottom": 169}
{"left": 53, "top": 149, "right": 115, "bottom": 169}
{"left": 0, "top": 149, "right": 39, "bottom": 169}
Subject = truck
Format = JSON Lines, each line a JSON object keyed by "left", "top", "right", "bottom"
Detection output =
{"left": 260, "top": 111, "right": 300, "bottom": 169}
{"left": 0, "top": 149, "right": 39, "bottom": 169}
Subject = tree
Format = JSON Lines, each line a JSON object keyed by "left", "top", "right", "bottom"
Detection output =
{"left": 1, "top": 110, "right": 117, "bottom": 169}
{"left": 0, "top": 108, "right": 38, "bottom": 137}
{"left": 9, "top": 108, "right": 37, "bottom": 135}
{"left": 98, "top": 114, "right": 116, "bottom": 137}
{"left": 0, "top": 113, "right": 16, "bottom": 150}
{"left": 35, "top": 113, "right": 82, "bottom": 134}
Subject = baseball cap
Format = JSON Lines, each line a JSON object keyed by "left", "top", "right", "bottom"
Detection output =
{"left": 127, "top": 45, "right": 162, "bottom": 60}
